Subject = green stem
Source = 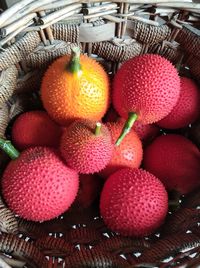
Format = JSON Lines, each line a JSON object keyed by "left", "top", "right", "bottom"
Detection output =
{"left": 0, "top": 138, "right": 20, "bottom": 160}
{"left": 67, "top": 47, "right": 82, "bottom": 74}
{"left": 115, "top": 112, "right": 138, "bottom": 146}
{"left": 94, "top": 122, "right": 101, "bottom": 136}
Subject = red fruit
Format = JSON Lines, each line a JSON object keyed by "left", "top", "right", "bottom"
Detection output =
{"left": 60, "top": 120, "right": 113, "bottom": 174}
{"left": 113, "top": 54, "right": 180, "bottom": 124}
{"left": 2, "top": 147, "right": 79, "bottom": 221}
{"left": 100, "top": 121, "right": 143, "bottom": 179}
{"left": 133, "top": 121, "right": 160, "bottom": 143}
{"left": 143, "top": 134, "right": 200, "bottom": 194}
{"left": 189, "top": 119, "right": 200, "bottom": 149}
{"left": 119, "top": 118, "right": 159, "bottom": 142}
{"left": 112, "top": 54, "right": 180, "bottom": 146}
{"left": 75, "top": 174, "right": 102, "bottom": 208}
{"left": 158, "top": 77, "right": 200, "bottom": 129}
{"left": 12, "top": 111, "right": 62, "bottom": 150}
{"left": 100, "top": 168, "right": 168, "bottom": 237}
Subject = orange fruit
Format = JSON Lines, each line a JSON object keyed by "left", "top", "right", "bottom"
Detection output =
{"left": 41, "top": 48, "right": 110, "bottom": 125}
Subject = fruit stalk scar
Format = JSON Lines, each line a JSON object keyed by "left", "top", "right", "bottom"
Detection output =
{"left": 0, "top": 138, "right": 20, "bottom": 160}
{"left": 67, "top": 47, "right": 82, "bottom": 74}
{"left": 94, "top": 122, "right": 102, "bottom": 136}
{"left": 115, "top": 112, "right": 138, "bottom": 146}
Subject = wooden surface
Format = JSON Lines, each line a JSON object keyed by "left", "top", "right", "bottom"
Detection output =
{"left": 0, "top": 0, "right": 20, "bottom": 9}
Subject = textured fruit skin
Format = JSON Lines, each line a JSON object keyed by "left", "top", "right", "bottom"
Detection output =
{"left": 100, "top": 168, "right": 168, "bottom": 237}
{"left": 41, "top": 54, "right": 110, "bottom": 125}
{"left": 133, "top": 121, "right": 160, "bottom": 143}
{"left": 12, "top": 111, "right": 62, "bottom": 150}
{"left": 60, "top": 120, "right": 113, "bottom": 174}
{"left": 75, "top": 174, "right": 102, "bottom": 208}
{"left": 100, "top": 121, "right": 143, "bottom": 179}
{"left": 158, "top": 77, "right": 200, "bottom": 129}
{"left": 105, "top": 112, "right": 159, "bottom": 144}
{"left": 2, "top": 147, "right": 79, "bottom": 222}
{"left": 113, "top": 54, "right": 180, "bottom": 124}
{"left": 143, "top": 134, "right": 200, "bottom": 194}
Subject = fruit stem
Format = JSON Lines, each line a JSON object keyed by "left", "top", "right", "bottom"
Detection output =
{"left": 68, "top": 47, "right": 82, "bottom": 74}
{"left": 115, "top": 112, "right": 138, "bottom": 146}
{"left": 94, "top": 122, "right": 102, "bottom": 136}
{"left": 0, "top": 138, "right": 20, "bottom": 160}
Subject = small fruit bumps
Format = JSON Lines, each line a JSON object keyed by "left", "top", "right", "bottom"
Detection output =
{"left": 12, "top": 110, "right": 62, "bottom": 150}
{"left": 41, "top": 47, "right": 110, "bottom": 125}
{"left": 2, "top": 147, "right": 79, "bottom": 221}
{"left": 100, "top": 168, "right": 168, "bottom": 237}
{"left": 60, "top": 120, "right": 113, "bottom": 174}
{"left": 158, "top": 77, "right": 200, "bottom": 129}
{"left": 143, "top": 134, "right": 200, "bottom": 194}
{"left": 100, "top": 121, "right": 143, "bottom": 179}
{"left": 113, "top": 54, "right": 180, "bottom": 124}
{"left": 113, "top": 54, "right": 180, "bottom": 145}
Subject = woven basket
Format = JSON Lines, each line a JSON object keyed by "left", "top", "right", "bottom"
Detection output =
{"left": 0, "top": 0, "right": 200, "bottom": 267}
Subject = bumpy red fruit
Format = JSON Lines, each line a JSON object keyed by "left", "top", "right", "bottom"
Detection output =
{"left": 2, "top": 147, "right": 79, "bottom": 221}
{"left": 143, "top": 134, "right": 200, "bottom": 194}
{"left": 133, "top": 121, "right": 160, "bottom": 143}
{"left": 158, "top": 77, "right": 200, "bottom": 129}
{"left": 113, "top": 54, "right": 180, "bottom": 124}
{"left": 100, "top": 121, "right": 143, "bottom": 179}
{"left": 100, "top": 168, "right": 168, "bottom": 237}
{"left": 12, "top": 111, "right": 62, "bottom": 150}
{"left": 118, "top": 118, "right": 160, "bottom": 144}
{"left": 60, "top": 120, "right": 113, "bottom": 174}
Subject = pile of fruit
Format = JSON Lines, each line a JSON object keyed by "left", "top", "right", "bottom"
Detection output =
{"left": 1, "top": 47, "right": 200, "bottom": 238}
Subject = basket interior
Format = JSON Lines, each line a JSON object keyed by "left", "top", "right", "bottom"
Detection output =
{"left": 0, "top": 1, "right": 200, "bottom": 267}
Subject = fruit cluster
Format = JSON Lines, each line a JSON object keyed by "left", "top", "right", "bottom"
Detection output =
{"left": 1, "top": 47, "right": 200, "bottom": 238}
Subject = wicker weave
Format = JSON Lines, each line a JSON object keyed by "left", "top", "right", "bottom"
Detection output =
{"left": 0, "top": 1, "right": 200, "bottom": 267}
